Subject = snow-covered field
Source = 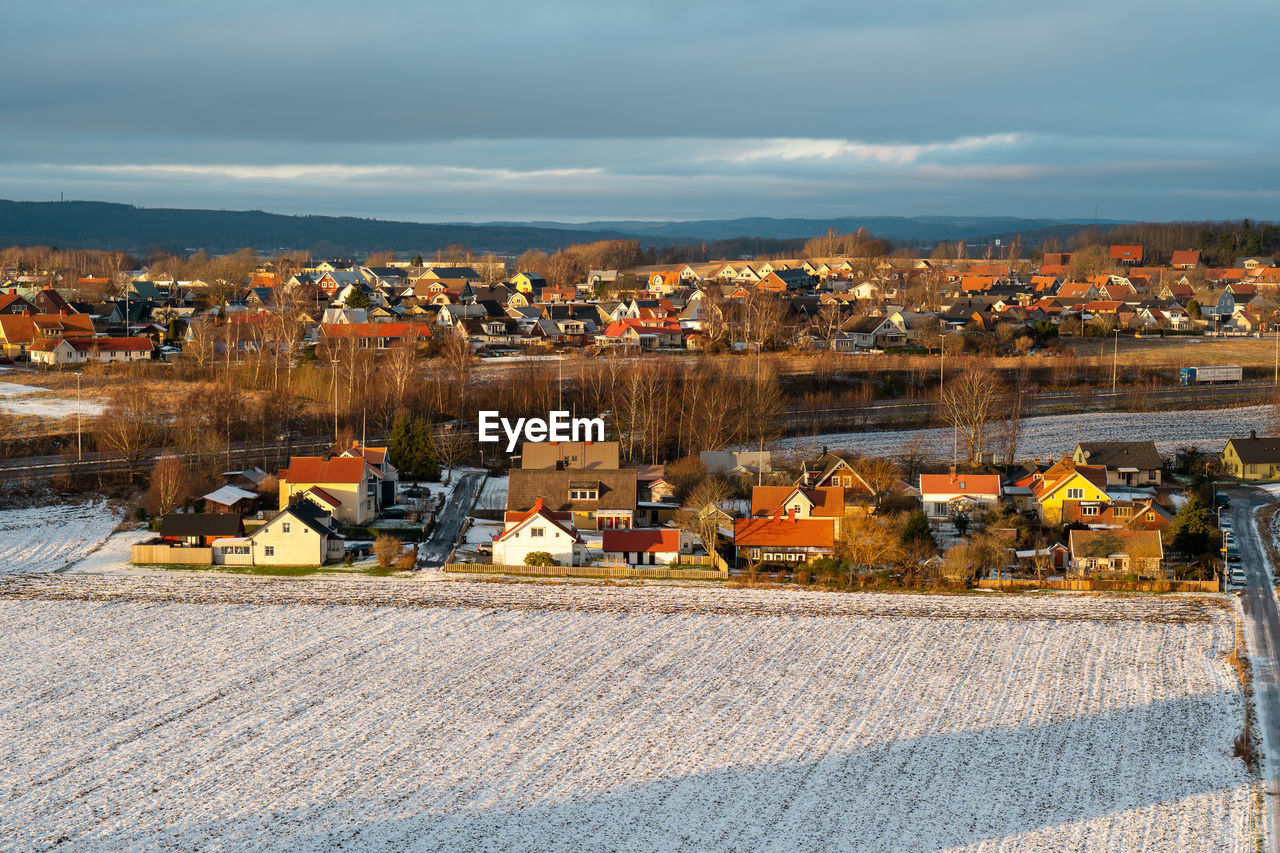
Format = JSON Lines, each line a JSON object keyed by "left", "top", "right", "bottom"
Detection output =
{"left": 779, "top": 403, "right": 1271, "bottom": 461}
{"left": 0, "top": 578, "right": 1257, "bottom": 851}
{"left": 0, "top": 380, "right": 105, "bottom": 419}
{"left": 0, "top": 502, "right": 121, "bottom": 573}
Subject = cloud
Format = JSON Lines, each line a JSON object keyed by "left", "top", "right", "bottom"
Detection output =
{"left": 720, "top": 134, "right": 1026, "bottom": 166}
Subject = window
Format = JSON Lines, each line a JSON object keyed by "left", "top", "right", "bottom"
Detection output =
{"left": 531, "top": 527, "right": 545, "bottom": 538}
{"left": 1082, "top": 505, "right": 1099, "bottom": 517}
{"left": 1066, "top": 488, "right": 1085, "bottom": 500}
{"left": 1147, "top": 470, "right": 1157, "bottom": 481}
{"left": 1146, "top": 512, "right": 1155, "bottom": 521}
{"left": 282, "top": 522, "right": 290, "bottom": 534}
{"left": 264, "top": 546, "right": 275, "bottom": 557}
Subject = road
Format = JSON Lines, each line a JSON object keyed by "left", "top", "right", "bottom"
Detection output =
{"left": 1226, "top": 486, "right": 1280, "bottom": 850}
{"left": 417, "top": 471, "right": 484, "bottom": 568}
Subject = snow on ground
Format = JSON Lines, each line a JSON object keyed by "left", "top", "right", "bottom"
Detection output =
{"left": 0, "top": 380, "right": 105, "bottom": 418}
{"left": 64, "top": 527, "right": 155, "bottom": 575}
{"left": 0, "top": 578, "right": 1257, "bottom": 851}
{"left": 779, "top": 403, "right": 1271, "bottom": 461}
{"left": 474, "top": 473, "right": 508, "bottom": 514}
{"left": 0, "top": 502, "right": 121, "bottom": 573}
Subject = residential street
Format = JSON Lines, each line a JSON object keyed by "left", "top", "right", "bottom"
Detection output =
{"left": 1226, "top": 486, "right": 1280, "bottom": 850}
{"left": 417, "top": 472, "right": 483, "bottom": 568}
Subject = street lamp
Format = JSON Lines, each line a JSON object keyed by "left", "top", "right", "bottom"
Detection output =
{"left": 74, "top": 372, "right": 82, "bottom": 462}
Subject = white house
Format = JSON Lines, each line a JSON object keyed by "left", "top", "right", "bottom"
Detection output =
{"left": 918, "top": 471, "right": 1003, "bottom": 520}
{"left": 493, "top": 498, "right": 589, "bottom": 567}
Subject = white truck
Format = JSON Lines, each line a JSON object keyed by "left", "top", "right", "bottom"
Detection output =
{"left": 1179, "top": 365, "right": 1243, "bottom": 385}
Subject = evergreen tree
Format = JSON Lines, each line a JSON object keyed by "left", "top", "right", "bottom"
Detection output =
{"left": 1167, "top": 494, "right": 1211, "bottom": 557}
{"left": 900, "top": 510, "right": 936, "bottom": 549}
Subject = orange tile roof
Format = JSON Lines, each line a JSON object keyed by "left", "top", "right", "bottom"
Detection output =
{"left": 751, "top": 486, "right": 845, "bottom": 517}
{"left": 734, "top": 515, "right": 835, "bottom": 548}
{"left": 919, "top": 473, "right": 1001, "bottom": 496}
{"left": 282, "top": 456, "right": 368, "bottom": 485}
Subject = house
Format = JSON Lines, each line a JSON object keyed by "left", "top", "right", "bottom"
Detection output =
{"left": 200, "top": 485, "right": 260, "bottom": 515}
{"left": 278, "top": 456, "right": 380, "bottom": 525}
{"left": 239, "top": 498, "right": 346, "bottom": 567}
{"left": 1221, "top": 432, "right": 1280, "bottom": 480}
{"left": 602, "top": 528, "right": 692, "bottom": 567}
{"left": 506, "top": 468, "right": 638, "bottom": 530}
{"left": 918, "top": 470, "right": 1002, "bottom": 520}
{"left": 734, "top": 510, "right": 835, "bottom": 568}
{"left": 521, "top": 441, "right": 620, "bottom": 469}
{"left": 1030, "top": 460, "right": 1110, "bottom": 524}
{"left": 1068, "top": 529, "right": 1164, "bottom": 578}
{"left": 510, "top": 272, "right": 547, "bottom": 294}
{"left": 1170, "top": 250, "right": 1202, "bottom": 269}
{"left": 1071, "top": 442, "right": 1162, "bottom": 488}
{"left": 797, "top": 451, "right": 873, "bottom": 494}
{"left": 1061, "top": 498, "right": 1173, "bottom": 530}
{"left": 700, "top": 450, "right": 771, "bottom": 477}
{"left": 158, "top": 513, "right": 244, "bottom": 547}
{"left": 1109, "top": 245, "right": 1143, "bottom": 265}
{"left": 28, "top": 336, "right": 154, "bottom": 365}
{"left": 751, "top": 485, "right": 852, "bottom": 535}
{"left": 340, "top": 443, "right": 399, "bottom": 504}
{"left": 493, "top": 497, "right": 588, "bottom": 566}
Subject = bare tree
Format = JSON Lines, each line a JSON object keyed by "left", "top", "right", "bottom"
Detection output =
{"left": 836, "top": 514, "right": 901, "bottom": 586}
{"left": 95, "top": 389, "right": 162, "bottom": 483}
{"left": 673, "top": 478, "right": 732, "bottom": 556}
{"left": 145, "top": 455, "right": 191, "bottom": 516}
{"left": 937, "top": 367, "right": 1006, "bottom": 464}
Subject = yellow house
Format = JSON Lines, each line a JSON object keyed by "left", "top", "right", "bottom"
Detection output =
{"left": 1031, "top": 460, "right": 1111, "bottom": 525}
{"left": 278, "top": 456, "right": 379, "bottom": 525}
{"left": 510, "top": 272, "right": 546, "bottom": 294}
{"left": 1222, "top": 432, "right": 1280, "bottom": 481}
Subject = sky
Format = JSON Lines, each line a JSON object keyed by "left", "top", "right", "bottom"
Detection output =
{"left": 3, "top": 0, "right": 1278, "bottom": 224}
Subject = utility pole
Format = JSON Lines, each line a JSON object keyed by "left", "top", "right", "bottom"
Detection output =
{"left": 75, "top": 372, "right": 82, "bottom": 461}
{"left": 332, "top": 356, "right": 340, "bottom": 446}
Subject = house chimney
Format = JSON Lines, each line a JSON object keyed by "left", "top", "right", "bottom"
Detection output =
{"left": 788, "top": 508, "right": 797, "bottom": 522}
{"left": 532, "top": 496, "right": 544, "bottom": 512}
{"left": 1252, "top": 430, "right": 1257, "bottom": 440}
{"left": 949, "top": 464, "right": 957, "bottom": 481}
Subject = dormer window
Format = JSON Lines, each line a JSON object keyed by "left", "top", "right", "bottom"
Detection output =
{"left": 569, "top": 482, "right": 599, "bottom": 501}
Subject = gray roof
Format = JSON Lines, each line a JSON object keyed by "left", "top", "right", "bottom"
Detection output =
{"left": 1227, "top": 435, "right": 1280, "bottom": 465}
{"left": 159, "top": 513, "right": 243, "bottom": 538}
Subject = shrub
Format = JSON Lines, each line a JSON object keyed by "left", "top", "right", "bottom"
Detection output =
{"left": 794, "top": 569, "right": 812, "bottom": 585}
{"left": 373, "top": 534, "right": 402, "bottom": 569}
{"left": 524, "top": 551, "right": 555, "bottom": 567}
{"left": 395, "top": 545, "right": 418, "bottom": 572}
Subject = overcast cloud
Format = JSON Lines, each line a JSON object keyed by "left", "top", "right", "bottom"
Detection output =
{"left": 3, "top": 0, "right": 1277, "bottom": 222}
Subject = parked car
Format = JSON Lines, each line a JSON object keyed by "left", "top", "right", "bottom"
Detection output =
{"left": 1219, "top": 517, "right": 1233, "bottom": 531}
{"left": 1230, "top": 567, "right": 1247, "bottom": 586}
{"left": 1226, "top": 548, "right": 1242, "bottom": 563}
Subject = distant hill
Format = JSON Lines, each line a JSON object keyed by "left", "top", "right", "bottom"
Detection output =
{"left": 0, "top": 199, "right": 1128, "bottom": 256}
{"left": 503, "top": 215, "right": 1127, "bottom": 244}
{"left": 0, "top": 200, "right": 674, "bottom": 256}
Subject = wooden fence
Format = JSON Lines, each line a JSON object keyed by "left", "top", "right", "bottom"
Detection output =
{"left": 443, "top": 562, "right": 727, "bottom": 581}
{"left": 976, "top": 577, "right": 1220, "bottom": 593}
{"left": 130, "top": 544, "right": 213, "bottom": 565}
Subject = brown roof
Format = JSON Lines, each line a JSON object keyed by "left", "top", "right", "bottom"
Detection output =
{"left": 1069, "top": 529, "right": 1163, "bottom": 560}
{"left": 1075, "top": 441, "right": 1162, "bottom": 471}
{"left": 506, "top": 468, "right": 637, "bottom": 513}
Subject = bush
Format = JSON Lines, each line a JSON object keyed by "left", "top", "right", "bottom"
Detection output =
{"left": 372, "top": 534, "right": 402, "bottom": 569}
{"left": 524, "top": 551, "right": 555, "bottom": 567}
{"left": 395, "top": 545, "right": 417, "bottom": 572}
